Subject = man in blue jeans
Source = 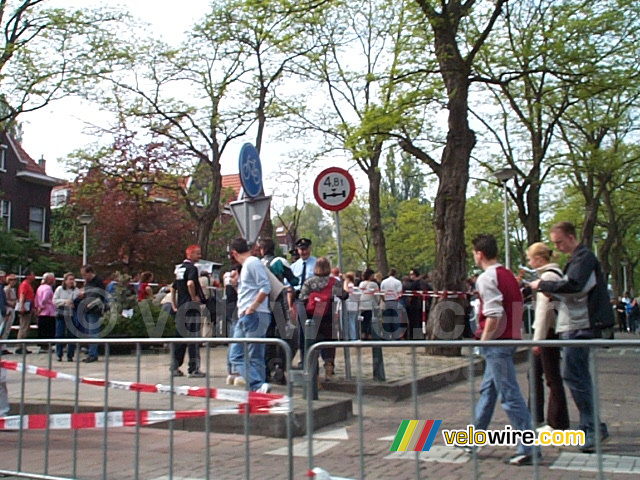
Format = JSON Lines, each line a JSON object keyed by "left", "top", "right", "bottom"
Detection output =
{"left": 531, "top": 221, "right": 613, "bottom": 453}
{"left": 78, "top": 265, "right": 105, "bottom": 363}
{"left": 472, "top": 234, "right": 535, "bottom": 466}
{"left": 228, "top": 238, "right": 271, "bottom": 393}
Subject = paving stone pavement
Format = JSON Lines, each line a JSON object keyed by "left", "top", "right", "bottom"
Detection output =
{"left": 0, "top": 337, "right": 638, "bottom": 479}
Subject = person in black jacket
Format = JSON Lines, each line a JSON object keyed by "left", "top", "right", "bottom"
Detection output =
{"left": 530, "top": 222, "right": 614, "bottom": 453}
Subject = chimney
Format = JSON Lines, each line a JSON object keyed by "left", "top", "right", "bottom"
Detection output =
{"left": 38, "top": 155, "right": 46, "bottom": 172}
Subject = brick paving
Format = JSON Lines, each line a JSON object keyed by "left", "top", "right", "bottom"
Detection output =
{"left": 0, "top": 336, "right": 638, "bottom": 479}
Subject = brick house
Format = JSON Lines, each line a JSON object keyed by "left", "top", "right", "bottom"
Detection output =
{"left": 0, "top": 132, "right": 59, "bottom": 244}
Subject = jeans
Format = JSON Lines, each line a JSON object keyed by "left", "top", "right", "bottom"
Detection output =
{"left": 229, "top": 311, "right": 270, "bottom": 390}
{"left": 226, "top": 318, "right": 237, "bottom": 374}
{"left": 475, "top": 346, "right": 533, "bottom": 455}
{"left": 84, "top": 312, "right": 101, "bottom": 359}
{"left": 559, "top": 329, "right": 607, "bottom": 437}
{"left": 346, "top": 310, "right": 358, "bottom": 341}
{"left": 55, "top": 313, "right": 76, "bottom": 360}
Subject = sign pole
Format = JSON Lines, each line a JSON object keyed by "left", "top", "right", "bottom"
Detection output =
{"left": 335, "top": 210, "right": 352, "bottom": 380}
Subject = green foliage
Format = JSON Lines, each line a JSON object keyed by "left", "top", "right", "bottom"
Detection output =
{"left": 107, "top": 301, "right": 175, "bottom": 338}
{"left": 0, "top": 228, "right": 63, "bottom": 275}
{"left": 385, "top": 198, "right": 435, "bottom": 276}
{"left": 49, "top": 206, "right": 82, "bottom": 257}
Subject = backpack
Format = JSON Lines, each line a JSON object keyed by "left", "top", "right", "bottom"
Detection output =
{"left": 305, "top": 277, "right": 336, "bottom": 318}
{"left": 268, "top": 257, "right": 299, "bottom": 287}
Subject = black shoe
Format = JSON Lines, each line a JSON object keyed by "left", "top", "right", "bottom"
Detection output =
{"left": 57, "top": 356, "right": 62, "bottom": 361}
{"left": 15, "top": 349, "right": 32, "bottom": 354}
{"left": 81, "top": 356, "right": 98, "bottom": 363}
{"left": 1, "top": 349, "right": 12, "bottom": 355}
{"left": 67, "top": 357, "right": 74, "bottom": 362}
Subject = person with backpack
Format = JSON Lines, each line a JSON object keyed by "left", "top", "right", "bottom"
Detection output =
{"left": 530, "top": 221, "right": 614, "bottom": 453}
{"left": 525, "top": 242, "right": 570, "bottom": 433}
{"left": 259, "top": 239, "right": 298, "bottom": 384}
{"left": 299, "top": 257, "right": 348, "bottom": 382}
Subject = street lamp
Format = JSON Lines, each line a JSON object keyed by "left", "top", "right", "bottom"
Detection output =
{"left": 77, "top": 213, "right": 94, "bottom": 265}
{"left": 621, "top": 259, "right": 629, "bottom": 294}
{"left": 493, "top": 168, "right": 517, "bottom": 270}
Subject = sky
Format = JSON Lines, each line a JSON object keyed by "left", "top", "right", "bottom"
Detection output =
{"left": 20, "top": 0, "right": 212, "bottom": 181}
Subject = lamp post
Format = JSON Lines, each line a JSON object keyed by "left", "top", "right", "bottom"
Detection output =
{"left": 77, "top": 213, "right": 94, "bottom": 266}
{"left": 493, "top": 168, "right": 517, "bottom": 270}
{"left": 621, "top": 259, "right": 629, "bottom": 295}
{"left": 593, "top": 234, "right": 602, "bottom": 259}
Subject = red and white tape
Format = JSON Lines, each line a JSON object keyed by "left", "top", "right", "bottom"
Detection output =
{"left": 0, "top": 360, "right": 289, "bottom": 411}
{"left": 0, "top": 403, "right": 288, "bottom": 431}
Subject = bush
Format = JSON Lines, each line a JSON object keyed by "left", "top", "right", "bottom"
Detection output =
{"left": 106, "top": 301, "right": 175, "bottom": 338}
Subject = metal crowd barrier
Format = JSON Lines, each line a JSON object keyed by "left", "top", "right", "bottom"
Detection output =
{"left": 0, "top": 337, "right": 293, "bottom": 480}
{"left": 305, "top": 338, "right": 640, "bottom": 480}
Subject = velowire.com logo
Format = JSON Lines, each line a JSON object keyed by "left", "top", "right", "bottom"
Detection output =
{"left": 389, "top": 420, "right": 442, "bottom": 452}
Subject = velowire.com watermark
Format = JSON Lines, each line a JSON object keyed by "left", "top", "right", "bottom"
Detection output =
{"left": 390, "top": 421, "right": 585, "bottom": 452}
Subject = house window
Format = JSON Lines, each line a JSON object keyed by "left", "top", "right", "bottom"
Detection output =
{"left": 51, "top": 189, "right": 68, "bottom": 208}
{"left": 29, "top": 206, "right": 45, "bottom": 241}
{"left": 0, "top": 200, "right": 10, "bottom": 230}
{"left": 0, "top": 144, "right": 6, "bottom": 171}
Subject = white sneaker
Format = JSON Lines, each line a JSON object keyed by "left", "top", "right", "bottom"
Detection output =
{"left": 256, "top": 383, "right": 271, "bottom": 394}
{"left": 233, "top": 376, "right": 246, "bottom": 387}
{"left": 226, "top": 374, "right": 238, "bottom": 385}
{"left": 536, "top": 424, "right": 554, "bottom": 434}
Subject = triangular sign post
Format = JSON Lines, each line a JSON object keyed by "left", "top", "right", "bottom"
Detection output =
{"left": 229, "top": 196, "right": 272, "bottom": 245}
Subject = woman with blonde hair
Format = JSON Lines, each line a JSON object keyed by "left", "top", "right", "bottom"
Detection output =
{"left": 53, "top": 273, "right": 80, "bottom": 362}
{"left": 526, "top": 242, "right": 570, "bottom": 431}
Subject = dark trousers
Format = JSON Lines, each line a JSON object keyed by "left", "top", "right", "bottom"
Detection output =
{"left": 37, "top": 315, "right": 56, "bottom": 348}
{"left": 171, "top": 313, "right": 201, "bottom": 373}
{"left": 529, "top": 344, "right": 570, "bottom": 430}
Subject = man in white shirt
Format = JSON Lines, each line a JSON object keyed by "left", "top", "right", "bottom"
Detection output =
{"left": 380, "top": 268, "right": 405, "bottom": 339}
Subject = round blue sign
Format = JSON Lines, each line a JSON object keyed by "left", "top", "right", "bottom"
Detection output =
{"left": 238, "top": 143, "right": 263, "bottom": 198}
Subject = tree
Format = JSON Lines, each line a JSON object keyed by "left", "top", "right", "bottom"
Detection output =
{"left": 290, "top": 0, "right": 430, "bottom": 276}
{"left": 398, "top": 0, "right": 508, "bottom": 353}
{"left": 337, "top": 194, "right": 374, "bottom": 271}
{"left": 472, "top": 0, "right": 640, "bottom": 247}
{"left": 0, "top": 1, "right": 129, "bottom": 129}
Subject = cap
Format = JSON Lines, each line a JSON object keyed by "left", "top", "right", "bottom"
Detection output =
{"left": 0, "top": 270, "right": 5, "bottom": 277}
{"left": 296, "top": 238, "right": 312, "bottom": 248}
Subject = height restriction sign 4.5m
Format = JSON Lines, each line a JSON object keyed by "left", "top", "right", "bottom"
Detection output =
{"left": 313, "top": 167, "right": 355, "bottom": 211}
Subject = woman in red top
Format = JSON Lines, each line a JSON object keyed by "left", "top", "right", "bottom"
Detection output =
{"left": 137, "top": 271, "right": 154, "bottom": 301}
{"left": 16, "top": 270, "right": 36, "bottom": 354}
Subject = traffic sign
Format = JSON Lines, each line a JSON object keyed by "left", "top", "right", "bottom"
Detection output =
{"left": 229, "top": 196, "right": 272, "bottom": 244}
{"left": 313, "top": 167, "right": 355, "bottom": 211}
{"left": 238, "top": 143, "right": 263, "bottom": 198}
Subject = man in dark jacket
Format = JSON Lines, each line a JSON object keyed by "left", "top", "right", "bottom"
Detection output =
{"left": 530, "top": 221, "right": 613, "bottom": 453}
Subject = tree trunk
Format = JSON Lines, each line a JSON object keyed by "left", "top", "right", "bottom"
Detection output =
{"left": 425, "top": 55, "right": 475, "bottom": 356}
{"left": 369, "top": 166, "right": 389, "bottom": 276}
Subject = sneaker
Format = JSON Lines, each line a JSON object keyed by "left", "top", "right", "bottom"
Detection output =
{"left": 536, "top": 424, "right": 554, "bottom": 434}
{"left": 188, "top": 370, "right": 206, "bottom": 378}
{"left": 233, "top": 376, "right": 246, "bottom": 387}
{"left": 0, "top": 349, "right": 12, "bottom": 355}
{"left": 580, "top": 430, "right": 610, "bottom": 453}
{"left": 455, "top": 445, "right": 482, "bottom": 455}
{"left": 14, "top": 348, "right": 32, "bottom": 354}
{"left": 256, "top": 383, "right": 271, "bottom": 394}
{"left": 505, "top": 453, "right": 534, "bottom": 466}
{"left": 226, "top": 374, "right": 239, "bottom": 385}
{"left": 171, "top": 369, "right": 185, "bottom": 377}
{"left": 81, "top": 356, "right": 98, "bottom": 363}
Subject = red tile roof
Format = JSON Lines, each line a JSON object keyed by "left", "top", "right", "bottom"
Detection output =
{"left": 221, "top": 174, "right": 241, "bottom": 198}
{"left": 9, "top": 135, "right": 48, "bottom": 175}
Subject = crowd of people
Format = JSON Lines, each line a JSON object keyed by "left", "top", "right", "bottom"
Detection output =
{"left": 0, "top": 222, "right": 625, "bottom": 461}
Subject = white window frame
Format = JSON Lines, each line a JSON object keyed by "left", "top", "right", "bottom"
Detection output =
{"left": 0, "top": 144, "right": 7, "bottom": 172}
{"left": 0, "top": 199, "right": 10, "bottom": 230}
{"left": 29, "top": 206, "right": 46, "bottom": 242}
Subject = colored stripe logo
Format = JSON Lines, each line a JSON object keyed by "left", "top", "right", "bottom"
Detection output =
{"left": 389, "top": 420, "right": 442, "bottom": 452}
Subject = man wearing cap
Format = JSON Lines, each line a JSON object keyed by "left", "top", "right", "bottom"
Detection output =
{"left": 290, "top": 238, "right": 317, "bottom": 365}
